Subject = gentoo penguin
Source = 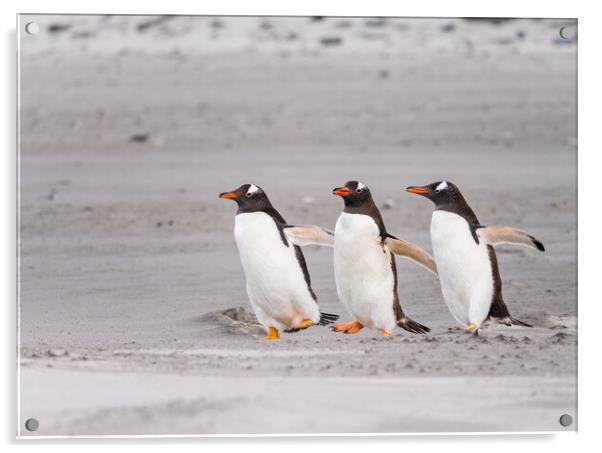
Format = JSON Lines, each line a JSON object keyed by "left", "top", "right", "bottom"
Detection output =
{"left": 219, "top": 184, "right": 338, "bottom": 340}
{"left": 406, "top": 181, "right": 545, "bottom": 333}
{"left": 331, "top": 181, "right": 435, "bottom": 337}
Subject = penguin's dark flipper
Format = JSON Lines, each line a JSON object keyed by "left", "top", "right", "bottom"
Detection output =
{"left": 397, "top": 317, "right": 430, "bottom": 335}
{"left": 318, "top": 312, "right": 339, "bottom": 326}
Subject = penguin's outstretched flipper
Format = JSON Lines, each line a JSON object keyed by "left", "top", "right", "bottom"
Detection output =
{"left": 282, "top": 224, "right": 334, "bottom": 247}
{"left": 384, "top": 235, "right": 438, "bottom": 275}
{"left": 475, "top": 226, "right": 545, "bottom": 252}
{"left": 318, "top": 312, "right": 339, "bottom": 326}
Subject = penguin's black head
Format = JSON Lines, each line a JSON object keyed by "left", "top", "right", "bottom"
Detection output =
{"left": 219, "top": 184, "right": 271, "bottom": 211}
{"left": 406, "top": 181, "right": 463, "bottom": 207}
{"left": 332, "top": 180, "right": 372, "bottom": 206}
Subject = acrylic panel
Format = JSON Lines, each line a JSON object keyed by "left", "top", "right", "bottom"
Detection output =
{"left": 17, "top": 14, "right": 577, "bottom": 436}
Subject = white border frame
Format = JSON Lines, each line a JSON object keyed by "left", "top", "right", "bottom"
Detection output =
{"left": 3, "top": 0, "right": 596, "bottom": 451}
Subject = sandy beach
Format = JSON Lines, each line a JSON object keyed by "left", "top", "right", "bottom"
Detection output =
{"left": 18, "top": 15, "right": 576, "bottom": 435}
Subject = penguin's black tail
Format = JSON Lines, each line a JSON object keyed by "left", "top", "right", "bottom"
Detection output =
{"left": 318, "top": 312, "right": 339, "bottom": 326}
{"left": 490, "top": 316, "right": 533, "bottom": 328}
{"left": 509, "top": 317, "right": 533, "bottom": 328}
{"left": 397, "top": 317, "right": 430, "bottom": 334}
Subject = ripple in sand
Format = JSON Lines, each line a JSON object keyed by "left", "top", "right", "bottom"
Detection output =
{"left": 200, "top": 306, "right": 264, "bottom": 336}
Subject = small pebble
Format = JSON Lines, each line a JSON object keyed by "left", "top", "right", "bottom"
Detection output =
{"left": 320, "top": 36, "right": 343, "bottom": 47}
{"left": 382, "top": 199, "right": 395, "bottom": 210}
{"left": 130, "top": 133, "right": 149, "bottom": 143}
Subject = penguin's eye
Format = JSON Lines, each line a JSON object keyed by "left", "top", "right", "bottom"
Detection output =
{"left": 435, "top": 189, "right": 440, "bottom": 194}
{"left": 246, "top": 192, "right": 253, "bottom": 197}
{"left": 356, "top": 188, "right": 363, "bottom": 193}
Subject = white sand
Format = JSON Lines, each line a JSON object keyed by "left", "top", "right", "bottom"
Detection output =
{"left": 20, "top": 367, "right": 575, "bottom": 435}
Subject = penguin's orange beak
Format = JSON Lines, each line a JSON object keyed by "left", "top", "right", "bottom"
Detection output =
{"left": 219, "top": 191, "right": 240, "bottom": 199}
{"left": 333, "top": 187, "right": 352, "bottom": 196}
{"left": 406, "top": 186, "right": 430, "bottom": 195}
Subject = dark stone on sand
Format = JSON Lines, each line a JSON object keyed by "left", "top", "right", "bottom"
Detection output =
{"left": 48, "top": 23, "right": 71, "bottom": 34}
{"left": 335, "top": 20, "right": 351, "bottom": 29}
{"left": 463, "top": 18, "right": 512, "bottom": 25}
{"left": 365, "top": 18, "right": 386, "bottom": 28}
{"left": 381, "top": 199, "right": 395, "bottom": 210}
{"left": 137, "top": 16, "right": 173, "bottom": 32}
{"left": 441, "top": 23, "right": 456, "bottom": 33}
{"left": 130, "top": 133, "right": 149, "bottom": 143}
{"left": 211, "top": 19, "right": 224, "bottom": 29}
{"left": 320, "top": 36, "right": 343, "bottom": 47}
{"left": 72, "top": 31, "right": 94, "bottom": 39}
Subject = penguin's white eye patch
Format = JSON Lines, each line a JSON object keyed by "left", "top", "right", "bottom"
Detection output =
{"left": 435, "top": 181, "right": 448, "bottom": 193}
{"left": 356, "top": 181, "right": 367, "bottom": 192}
{"left": 246, "top": 184, "right": 260, "bottom": 197}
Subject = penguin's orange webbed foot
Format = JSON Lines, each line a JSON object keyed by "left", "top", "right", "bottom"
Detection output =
{"left": 296, "top": 319, "right": 314, "bottom": 330}
{"left": 284, "top": 319, "right": 315, "bottom": 333}
{"left": 380, "top": 329, "right": 391, "bottom": 337}
{"left": 261, "top": 327, "right": 281, "bottom": 340}
{"left": 333, "top": 320, "right": 364, "bottom": 334}
{"left": 466, "top": 323, "right": 477, "bottom": 331}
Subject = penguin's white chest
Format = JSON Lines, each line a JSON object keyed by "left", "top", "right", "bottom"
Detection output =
{"left": 233, "top": 212, "right": 317, "bottom": 328}
{"left": 430, "top": 210, "right": 493, "bottom": 326}
{"left": 333, "top": 212, "right": 396, "bottom": 330}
